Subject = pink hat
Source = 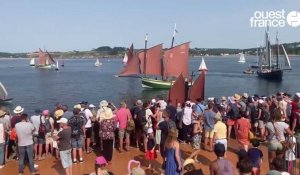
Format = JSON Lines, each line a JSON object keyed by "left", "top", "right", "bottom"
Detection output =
{"left": 43, "top": 110, "right": 49, "bottom": 116}
{"left": 95, "top": 156, "right": 107, "bottom": 165}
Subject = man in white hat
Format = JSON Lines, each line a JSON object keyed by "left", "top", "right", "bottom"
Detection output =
{"left": 54, "top": 118, "right": 72, "bottom": 175}
{"left": 11, "top": 106, "right": 24, "bottom": 129}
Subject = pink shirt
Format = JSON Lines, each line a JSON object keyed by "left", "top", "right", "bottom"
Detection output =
{"left": 115, "top": 107, "right": 128, "bottom": 129}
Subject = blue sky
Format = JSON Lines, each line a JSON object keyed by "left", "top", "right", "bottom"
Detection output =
{"left": 0, "top": 0, "right": 299, "bottom": 52}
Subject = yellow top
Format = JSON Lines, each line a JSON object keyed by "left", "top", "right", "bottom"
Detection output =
{"left": 214, "top": 121, "right": 227, "bottom": 139}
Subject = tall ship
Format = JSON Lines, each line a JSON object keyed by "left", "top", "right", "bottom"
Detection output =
{"left": 257, "top": 28, "right": 292, "bottom": 80}
{"left": 119, "top": 41, "right": 190, "bottom": 89}
{"left": 35, "top": 48, "right": 56, "bottom": 69}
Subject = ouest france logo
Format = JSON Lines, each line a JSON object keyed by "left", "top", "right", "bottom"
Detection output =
{"left": 250, "top": 10, "right": 300, "bottom": 28}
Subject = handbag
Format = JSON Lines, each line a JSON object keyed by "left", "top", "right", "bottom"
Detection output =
{"left": 126, "top": 118, "right": 135, "bottom": 131}
{"left": 248, "top": 131, "right": 254, "bottom": 140}
{"left": 272, "top": 122, "right": 289, "bottom": 152}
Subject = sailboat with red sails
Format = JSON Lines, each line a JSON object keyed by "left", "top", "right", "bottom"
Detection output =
{"left": 35, "top": 48, "right": 56, "bottom": 69}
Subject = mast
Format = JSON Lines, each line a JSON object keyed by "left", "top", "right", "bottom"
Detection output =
{"left": 143, "top": 34, "right": 148, "bottom": 75}
{"left": 171, "top": 23, "right": 177, "bottom": 48}
{"left": 265, "top": 27, "right": 271, "bottom": 69}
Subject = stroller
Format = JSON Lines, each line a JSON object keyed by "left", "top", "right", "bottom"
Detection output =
{"left": 127, "top": 160, "right": 145, "bottom": 175}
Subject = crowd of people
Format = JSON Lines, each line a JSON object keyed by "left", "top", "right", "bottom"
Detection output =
{"left": 0, "top": 92, "right": 299, "bottom": 175}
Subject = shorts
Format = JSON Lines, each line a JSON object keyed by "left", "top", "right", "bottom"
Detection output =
{"left": 227, "top": 119, "right": 237, "bottom": 126}
{"left": 258, "top": 120, "right": 265, "bottom": 129}
{"left": 45, "top": 132, "right": 53, "bottom": 145}
{"left": 71, "top": 136, "right": 83, "bottom": 149}
{"left": 118, "top": 129, "right": 130, "bottom": 140}
{"left": 60, "top": 149, "right": 72, "bottom": 168}
{"left": 268, "top": 140, "right": 283, "bottom": 151}
{"left": 33, "top": 135, "right": 45, "bottom": 144}
{"left": 85, "top": 127, "right": 92, "bottom": 138}
{"left": 205, "top": 129, "right": 214, "bottom": 139}
{"left": 215, "top": 139, "right": 228, "bottom": 150}
{"left": 192, "top": 134, "right": 201, "bottom": 150}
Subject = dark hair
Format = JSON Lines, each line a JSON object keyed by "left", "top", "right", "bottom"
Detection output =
{"left": 272, "top": 157, "right": 285, "bottom": 171}
{"left": 73, "top": 108, "right": 81, "bottom": 115}
{"left": 21, "top": 113, "right": 28, "bottom": 120}
{"left": 207, "top": 102, "right": 214, "bottom": 109}
{"left": 196, "top": 98, "right": 202, "bottom": 102}
{"left": 214, "top": 143, "right": 225, "bottom": 157}
{"left": 251, "top": 139, "right": 260, "bottom": 147}
{"left": 237, "top": 158, "right": 253, "bottom": 174}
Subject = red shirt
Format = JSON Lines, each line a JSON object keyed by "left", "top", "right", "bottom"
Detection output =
{"left": 291, "top": 101, "right": 300, "bottom": 119}
{"left": 115, "top": 107, "right": 129, "bottom": 129}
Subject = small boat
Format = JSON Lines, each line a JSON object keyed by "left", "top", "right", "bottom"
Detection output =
{"left": 123, "top": 53, "right": 128, "bottom": 65}
{"left": 243, "top": 68, "right": 255, "bottom": 74}
{"left": 0, "top": 82, "right": 13, "bottom": 103}
{"left": 198, "top": 57, "right": 208, "bottom": 71}
{"left": 29, "top": 58, "right": 35, "bottom": 66}
{"left": 238, "top": 53, "right": 246, "bottom": 63}
{"left": 94, "top": 58, "right": 102, "bottom": 67}
{"left": 61, "top": 60, "right": 65, "bottom": 67}
{"left": 35, "top": 49, "right": 56, "bottom": 69}
{"left": 55, "top": 60, "right": 59, "bottom": 71}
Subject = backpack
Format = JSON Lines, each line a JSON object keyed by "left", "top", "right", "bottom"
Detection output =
{"left": 38, "top": 115, "right": 47, "bottom": 137}
{"left": 228, "top": 103, "right": 240, "bottom": 120}
{"left": 70, "top": 117, "right": 81, "bottom": 138}
{"left": 261, "top": 108, "right": 270, "bottom": 122}
{"left": 250, "top": 104, "right": 259, "bottom": 120}
{"left": 136, "top": 108, "right": 147, "bottom": 127}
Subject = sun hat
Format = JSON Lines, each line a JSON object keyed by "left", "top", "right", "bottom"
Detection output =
{"left": 95, "top": 156, "right": 107, "bottom": 165}
{"left": 43, "top": 110, "right": 49, "bottom": 116}
{"left": 234, "top": 93, "right": 241, "bottom": 101}
{"left": 221, "top": 96, "right": 226, "bottom": 101}
{"left": 0, "top": 110, "right": 6, "bottom": 117}
{"left": 183, "top": 158, "right": 195, "bottom": 167}
{"left": 89, "top": 104, "right": 96, "bottom": 108}
{"left": 102, "top": 108, "right": 114, "bottom": 120}
{"left": 13, "top": 106, "right": 24, "bottom": 114}
{"left": 242, "top": 93, "right": 249, "bottom": 98}
{"left": 57, "top": 118, "right": 68, "bottom": 124}
{"left": 54, "top": 109, "right": 64, "bottom": 118}
{"left": 295, "top": 92, "right": 300, "bottom": 98}
{"left": 151, "top": 99, "right": 156, "bottom": 104}
{"left": 147, "top": 128, "right": 154, "bottom": 134}
{"left": 100, "top": 100, "right": 109, "bottom": 107}
{"left": 136, "top": 100, "right": 143, "bottom": 107}
{"left": 74, "top": 104, "right": 82, "bottom": 109}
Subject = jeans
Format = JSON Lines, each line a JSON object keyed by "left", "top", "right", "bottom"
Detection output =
{"left": 19, "top": 144, "right": 35, "bottom": 173}
{"left": 0, "top": 143, "right": 5, "bottom": 165}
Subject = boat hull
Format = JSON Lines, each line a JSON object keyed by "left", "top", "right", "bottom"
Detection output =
{"left": 35, "top": 64, "right": 55, "bottom": 69}
{"left": 257, "top": 69, "right": 283, "bottom": 80}
{"left": 141, "top": 78, "right": 173, "bottom": 89}
{"left": 0, "top": 98, "right": 13, "bottom": 104}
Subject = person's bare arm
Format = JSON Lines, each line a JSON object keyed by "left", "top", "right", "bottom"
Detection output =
{"left": 174, "top": 142, "right": 182, "bottom": 171}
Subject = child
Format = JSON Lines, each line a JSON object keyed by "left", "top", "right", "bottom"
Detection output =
{"left": 90, "top": 156, "right": 112, "bottom": 175}
{"left": 247, "top": 139, "right": 263, "bottom": 175}
{"left": 145, "top": 128, "right": 156, "bottom": 170}
{"left": 285, "top": 135, "right": 296, "bottom": 175}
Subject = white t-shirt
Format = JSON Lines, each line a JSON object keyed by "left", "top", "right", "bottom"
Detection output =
{"left": 145, "top": 108, "right": 153, "bottom": 128}
{"left": 83, "top": 108, "right": 93, "bottom": 128}
{"left": 183, "top": 107, "right": 193, "bottom": 125}
{"left": 265, "top": 121, "right": 289, "bottom": 141}
{"left": 285, "top": 136, "right": 296, "bottom": 161}
{"left": 0, "top": 123, "right": 4, "bottom": 144}
{"left": 15, "top": 122, "right": 35, "bottom": 146}
{"left": 30, "top": 115, "right": 41, "bottom": 135}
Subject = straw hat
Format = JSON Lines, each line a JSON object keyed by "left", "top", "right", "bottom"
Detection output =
{"left": 234, "top": 93, "right": 241, "bottom": 101}
{"left": 183, "top": 158, "right": 195, "bottom": 167}
{"left": 242, "top": 93, "right": 249, "bottom": 98}
{"left": 0, "top": 110, "right": 6, "bottom": 117}
{"left": 57, "top": 118, "right": 68, "bottom": 124}
{"left": 54, "top": 109, "right": 64, "bottom": 118}
{"left": 135, "top": 100, "right": 143, "bottom": 107}
{"left": 102, "top": 108, "right": 113, "bottom": 120}
{"left": 221, "top": 96, "right": 226, "bottom": 101}
{"left": 13, "top": 106, "right": 24, "bottom": 114}
{"left": 99, "top": 100, "right": 109, "bottom": 108}
{"left": 74, "top": 104, "right": 82, "bottom": 110}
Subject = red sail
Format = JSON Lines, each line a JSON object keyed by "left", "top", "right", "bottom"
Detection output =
{"left": 164, "top": 42, "right": 190, "bottom": 78}
{"left": 189, "top": 71, "right": 205, "bottom": 103}
{"left": 168, "top": 74, "right": 185, "bottom": 106}
{"left": 138, "top": 44, "right": 163, "bottom": 76}
{"left": 46, "top": 50, "right": 55, "bottom": 64}
{"left": 38, "top": 48, "right": 46, "bottom": 65}
{"left": 119, "top": 44, "right": 141, "bottom": 76}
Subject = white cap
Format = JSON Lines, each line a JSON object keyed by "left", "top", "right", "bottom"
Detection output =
{"left": 57, "top": 118, "right": 68, "bottom": 124}
{"left": 147, "top": 128, "right": 153, "bottom": 134}
{"left": 296, "top": 92, "right": 300, "bottom": 98}
{"left": 89, "top": 104, "right": 96, "bottom": 108}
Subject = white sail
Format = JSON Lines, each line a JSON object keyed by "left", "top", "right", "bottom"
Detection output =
{"left": 238, "top": 53, "right": 246, "bottom": 63}
{"left": 0, "top": 82, "right": 8, "bottom": 99}
{"left": 123, "top": 53, "right": 128, "bottom": 64}
{"left": 94, "top": 58, "right": 100, "bottom": 67}
{"left": 56, "top": 60, "right": 59, "bottom": 70}
{"left": 29, "top": 58, "right": 35, "bottom": 66}
{"left": 198, "top": 57, "right": 208, "bottom": 71}
{"left": 281, "top": 44, "right": 291, "bottom": 69}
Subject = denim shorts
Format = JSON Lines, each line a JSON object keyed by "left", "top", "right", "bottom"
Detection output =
{"left": 71, "top": 136, "right": 83, "bottom": 149}
{"left": 60, "top": 149, "right": 72, "bottom": 168}
{"left": 33, "top": 135, "right": 45, "bottom": 144}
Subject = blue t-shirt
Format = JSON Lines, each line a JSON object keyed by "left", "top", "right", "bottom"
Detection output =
{"left": 248, "top": 147, "right": 263, "bottom": 168}
{"left": 203, "top": 110, "right": 216, "bottom": 130}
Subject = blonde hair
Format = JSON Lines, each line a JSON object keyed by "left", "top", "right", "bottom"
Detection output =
{"left": 164, "top": 129, "right": 178, "bottom": 149}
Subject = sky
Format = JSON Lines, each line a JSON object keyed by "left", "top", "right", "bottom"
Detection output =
{"left": 0, "top": 0, "right": 299, "bottom": 52}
